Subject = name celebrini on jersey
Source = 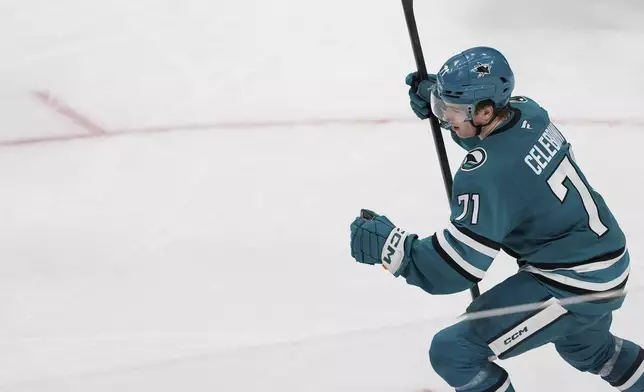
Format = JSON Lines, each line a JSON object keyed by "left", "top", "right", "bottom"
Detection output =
{"left": 524, "top": 123, "right": 566, "bottom": 175}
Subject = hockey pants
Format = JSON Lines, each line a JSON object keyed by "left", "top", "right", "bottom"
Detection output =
{"left": 429, "top": 271, "right": 644, "bottom": 391}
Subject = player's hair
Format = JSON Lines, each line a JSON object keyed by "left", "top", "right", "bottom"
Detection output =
{"left": 475, "top": 99, "right": 511, "bottom": 118}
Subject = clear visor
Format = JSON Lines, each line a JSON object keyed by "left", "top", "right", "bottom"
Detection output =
{"left": 430, "top": 87, "right": 475, "bottom": 124}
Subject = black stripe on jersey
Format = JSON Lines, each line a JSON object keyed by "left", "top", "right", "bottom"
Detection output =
{"left": 519, "top": 247, "right": 626, "bottom": 271}
{"left": 611, "top": 347, "right": 644, "bottom": 387}
{"left": 451, "top": 224, "right": 502, "bottom": 251}
{"left": 502, "top": 245, "right": 522, "bottom": 260}
{"left": 431, "top": 235, "right": 481, "bottom": 284}
{"left": 486, "top": 295, "right": 552, "bottom": 345}
{"left": 531, "top": 274, "right": 629, "bottom": 298}
{"left": 481, "top": 369, "right": 509, "bottom": 392}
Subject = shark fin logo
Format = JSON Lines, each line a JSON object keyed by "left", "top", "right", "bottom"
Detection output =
{"left": 461, "top": 148, "right": 488, "bottom": 171}
{"left": 472, "top": 62, "right": 492, "bottom": 78}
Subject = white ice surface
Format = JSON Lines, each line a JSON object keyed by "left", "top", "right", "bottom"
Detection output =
{"left": 0, "top": 1, "right": 643, "bottom": 391}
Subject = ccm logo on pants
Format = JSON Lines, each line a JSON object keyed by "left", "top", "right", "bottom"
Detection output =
{"left": 504, "top": 326, "right": 528, "bottom": 345}
{"left": 489, "top": 298, "right": 568, "bottom": 359}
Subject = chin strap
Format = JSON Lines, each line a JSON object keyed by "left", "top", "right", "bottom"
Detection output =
{"left": 469, "top": 116, "right": 494, "bottom": 137}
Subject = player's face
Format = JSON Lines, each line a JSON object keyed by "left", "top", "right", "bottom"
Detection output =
{"left": 433, "top": 101, "right": 477, "bottom": 137}
{"left": 430, "top": 87, "right": 497, "bottom": 138}
{"left": 430, "top": 88, "right": 478, "bottom": 138}
{"left": 450, "top": 120, "right": 477, "bottom": 138}
{"left": 449, "top": 106, "right": 495, "bottom": 138}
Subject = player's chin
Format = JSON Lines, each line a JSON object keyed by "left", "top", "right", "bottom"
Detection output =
{"left": 453, "top": 125, "right": 474, "bottom": 138}
{"left": 452, "top": 125, "right": 464, "bottom": 136}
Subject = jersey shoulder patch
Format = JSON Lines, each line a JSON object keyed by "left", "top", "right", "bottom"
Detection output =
{"left": 460, "top": 147, "right": 488, "bottom": 172}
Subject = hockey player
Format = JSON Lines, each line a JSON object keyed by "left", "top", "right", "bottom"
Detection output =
{"left": 348, "top": 46, "right": 644, "bottom": 391}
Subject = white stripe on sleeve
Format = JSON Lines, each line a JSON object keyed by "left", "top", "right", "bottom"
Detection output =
{"left": 447, "top": 223, "right": 499, "bottom": 258}
{"left": 436, "top": 230, "right": 486, "bottom": 280}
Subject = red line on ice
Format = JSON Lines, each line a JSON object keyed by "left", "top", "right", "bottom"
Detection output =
{"left": 0, "top": 116, "right": 642, "bottom": 148}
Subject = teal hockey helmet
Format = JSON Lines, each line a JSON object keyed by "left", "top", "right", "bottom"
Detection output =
{"left": 430, "top": 47, "right": 515, "bottom": 124}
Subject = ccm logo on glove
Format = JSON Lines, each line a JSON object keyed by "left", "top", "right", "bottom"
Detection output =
{"left": 349, "top": 212, "right": 414, "bottom": 277}
{"left": 382, "top": 228, "right": 409, "bottom": 273}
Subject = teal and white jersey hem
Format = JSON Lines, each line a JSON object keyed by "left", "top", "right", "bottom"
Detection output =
{"left": 520, "top": 247, "right": 629, "bottom": 295}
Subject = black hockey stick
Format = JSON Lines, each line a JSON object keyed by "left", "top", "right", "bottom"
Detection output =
{"left": 401, "top": 0, "right": 480, "bottom": 300}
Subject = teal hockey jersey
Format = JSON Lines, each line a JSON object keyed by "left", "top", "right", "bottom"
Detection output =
{"left": 401, "top": 96, "right": 628, "bottom": 310}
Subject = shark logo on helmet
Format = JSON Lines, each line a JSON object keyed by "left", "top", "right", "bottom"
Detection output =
{"left": 472, "top": 62, "right": 492, "bottom": 78}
